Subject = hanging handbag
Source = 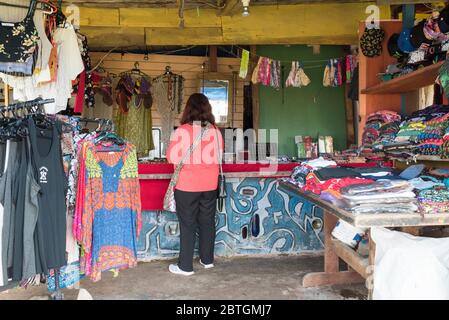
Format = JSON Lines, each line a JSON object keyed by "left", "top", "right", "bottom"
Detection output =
{"left": 163, "top": 123, "right": 211, "bottom": 212}
{"left": 215, "top": 127, "right": 226, "bottom": 198}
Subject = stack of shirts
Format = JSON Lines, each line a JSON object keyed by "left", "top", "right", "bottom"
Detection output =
{"left": 362, "top": 111, "right": 401, "bottom": 148}
{"left": 338, "top": 180, "right": 418, "bottom": 214}
{"left": 372, "top": 121, "right": 401, "bottom": 151}
{"left": 304, "top": 167, "right": 373, "bottom": 195}
{"left": 416, "top": 113, "right": 449, "bottom": 156}
{"left": 409, "top": 104, "right": 449, "bottom": 121}
{"left": 394, "top": 118, "right": 426, "bottom": 144}
{"left": 418, "top": 187, "right": 449, "bottom": 213}
{"left": 283, "top": 157, "right": 337, "bottom": 188}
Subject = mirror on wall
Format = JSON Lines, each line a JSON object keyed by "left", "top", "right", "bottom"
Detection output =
{"left": 198, "top": 73, "right": 234, "bottom": 127}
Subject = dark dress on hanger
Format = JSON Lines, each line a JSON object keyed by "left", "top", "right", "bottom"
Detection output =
{"left": 27, "top": 118, "right": 67, "bottom": 274}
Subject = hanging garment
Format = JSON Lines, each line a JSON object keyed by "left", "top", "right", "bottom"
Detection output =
{"left": 345, "top": 54, "right": 357, "bottom": 84}
{"left": 251, "top": 57, "right": 263, "bottom": 84}
{"left": 21, "top": 138, "right": 40, "bottom": 280}
{"left": 285, "top": 61, "right": 297, "bottom": 87}
{"left": 297, "top": 67, "right": 311, "bottom": 87}
{"left": 0, "top": 0, "right": 39, "bottom": 75}
{"left": 78, "top": 32, "right": 95, "bottom": 109}
{"left": 270, "top": 60, "right": 281, "bottom": 89}
{"left": 28, "top": 118, "right": 68, "bottom": 274}
{"left": 74, "top": 70, "right": 86, "bottom": 114}
{"left": 115, "top": 74, "right": 155, "bottom": 156}
{"left": 80, "top": 142, "right": 142, "bottom": 282}
{"left": 0, "top": 0, "right": 52, "bottom": 76}
{"left": 0, "top": 23, "right": 84, "bottom": 114}
{"left": 239, "top": 49, "right": 250, "bottom": 79}
{"left": 294, "top": 62, "right": 311, "bottom": 87}
{"left": 123, "top": 93, "right": 155, "bottom": 157}
{"left": 153, "top": 76, "right": 177, "bottom": 154}
{"left": 258, "top": 57, "right": 271, "bottom": 86}
{"left": 0, "top": 140, "right": 20, "bottom": 285}
{"left": 323, "top": 61, "right": 331, "bottom": 87}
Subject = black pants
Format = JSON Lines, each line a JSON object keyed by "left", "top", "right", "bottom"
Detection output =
{"left": 174, "top": 189, "right": 217, "bottom": 272}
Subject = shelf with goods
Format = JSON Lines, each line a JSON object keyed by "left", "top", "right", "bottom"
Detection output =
{"left": 358, "top": 21, "right": 449, "bottom": 168}
{"left": 361, "top": 61, "right": 444, "bottom": 95}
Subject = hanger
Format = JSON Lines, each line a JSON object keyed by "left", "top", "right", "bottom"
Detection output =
{"left": 38, "top": 0, "right": 58, "bottom": 15}
{"left": 120, "top": 62, "right": 149, "bottom": 78}
{"left": 157, "top": 66, "right": 173, "bottom": 78}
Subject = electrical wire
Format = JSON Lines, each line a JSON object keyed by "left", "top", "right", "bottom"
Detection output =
{"left": 217, "top": 45, "right": 343, "bottom": 66}
{"left": 89, "top": 46, "right": 198, "bottom": 73}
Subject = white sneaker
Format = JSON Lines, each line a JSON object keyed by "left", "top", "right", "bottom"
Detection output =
{"left": 199, "top": 260, "right": 214, "bottom": 269}
{"left": 169, "top": 264, "right": 194, "bottom": 276}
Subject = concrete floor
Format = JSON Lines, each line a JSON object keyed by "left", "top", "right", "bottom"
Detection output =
{"left": 0, "top": 255, "right": 368, "bottom": 300}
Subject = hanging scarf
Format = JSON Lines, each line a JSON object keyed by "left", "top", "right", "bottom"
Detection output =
{"left": 239, "top": 49, "right": 250, "bottom": 79}
{"left": 323, "top": 61, "right": 331, "bottom": 87}
{"left": 286, "top": 61, "right": 297, "bottom": 87}
{"left": 251, "top": 57, "right": 263, "bottom": 84}
{"left": 297, "top": 64, "right": 311, "bottom": 87}
{"left": 258, "top": 57, "right": 271, "bottom": 86}
{"left": 270, "top": 60, "right": 281, "bottom": 89}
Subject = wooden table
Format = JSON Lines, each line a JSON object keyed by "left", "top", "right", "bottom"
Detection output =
{"left": 278, "top": 181, "right": 449, "bottom": 296}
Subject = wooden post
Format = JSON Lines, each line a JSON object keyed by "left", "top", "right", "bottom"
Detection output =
{"left": 368, "top": 230, "right": 376, "bottom": 300}
{"left": 209, "top": 45, "right": 218, "bottom": 73}
{"left": 302, "top": 211, "right": 364, "bottom": 287}
{"left": 250, "top": 45, "right": 260, "bottom": 132}
{"left": 324, "top": 212, "right": 339, "bottom": 273}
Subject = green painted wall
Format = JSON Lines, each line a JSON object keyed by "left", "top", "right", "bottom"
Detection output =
{"left": 258, "top": 45, "right": 347, "bottom": 157}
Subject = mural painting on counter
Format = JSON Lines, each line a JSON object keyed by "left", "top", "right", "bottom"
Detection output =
{"left": 137, "top": 178, "right": 324, "bottom": 260}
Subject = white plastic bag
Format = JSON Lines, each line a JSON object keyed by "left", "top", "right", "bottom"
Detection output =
{"left": 371, "top": 227, "right": 449, "bottom": 300}
{"left": 331, "top": 219, "right": 367, "bottom": 248}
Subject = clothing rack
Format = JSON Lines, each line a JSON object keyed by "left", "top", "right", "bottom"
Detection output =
{"left": 0, "top": 0, "right": 57, "bottom": 13}
{"left": 0, "top": 98, "right": 55, "bottom": 111}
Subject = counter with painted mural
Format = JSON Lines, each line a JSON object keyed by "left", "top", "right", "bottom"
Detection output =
{"left": 136, "top": 163, "right": 324, "bottom": 260}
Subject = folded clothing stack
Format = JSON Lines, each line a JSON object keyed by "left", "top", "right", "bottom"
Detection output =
{"left": 350, "top": 166, "right": 396, "bottom": 180}
{"left": 416, "top": 113, "right": 449, "bottom": 156}
{"left": 418, "top": 187, "right": 449, "bottom": 213}
{"left": 409, "top": 104, "right": 449, "bottom": 121}
{"left": 304, "top": 167, "right": 373, "bottom": 195}
{"left": 394, "top": 118, "right": 426, "bottom": 144}
{"left": 284, "top": 157, "right": 337, "bottom": 188}
{"left": 362, "top": 110, "right": 402, "bottom": 148}
{"left": 339, "top": 180, "right": 418, "bottom": 214}
{"left": 372, "top": 121, "right": 401, "bottom": 151}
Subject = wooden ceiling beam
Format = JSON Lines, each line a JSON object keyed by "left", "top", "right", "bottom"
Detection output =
{"left": 77, "top": 3, "right": 392, "bottom": 47}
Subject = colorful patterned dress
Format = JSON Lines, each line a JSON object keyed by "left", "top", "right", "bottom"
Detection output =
{"left": 80, "top": 141, "right": 142, "bottom": 282}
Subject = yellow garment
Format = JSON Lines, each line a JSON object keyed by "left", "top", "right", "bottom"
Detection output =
{"left": 239, "top": 49, "right": 250, "bottom": 79}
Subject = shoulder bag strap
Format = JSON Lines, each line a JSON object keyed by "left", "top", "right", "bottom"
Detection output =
{"left": 214, "top": 126, "right": 223, "bottom": 176}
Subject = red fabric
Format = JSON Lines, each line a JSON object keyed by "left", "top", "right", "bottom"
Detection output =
{"left": 303, "top": 172, "right": 374, "bottom": 195}
{"left": 74, "top": 70, "right": 86, "bottom": 113}
{"left": 138, "top": 162, "right": 299, "bottom": 211}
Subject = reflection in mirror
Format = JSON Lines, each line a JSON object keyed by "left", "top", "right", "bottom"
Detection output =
{"left": 199, "top": 76, "right": 232, "bottom": 126}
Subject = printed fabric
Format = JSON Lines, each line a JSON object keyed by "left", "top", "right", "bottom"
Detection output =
{"left": 79, "top": 141, "right": 142, "bottom": 281}
{"left": 0, "top": 0, "right": 39, "bottom": 75}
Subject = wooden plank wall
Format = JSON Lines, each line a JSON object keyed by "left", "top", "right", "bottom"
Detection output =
{"left": 90, "top": 52, "right": 245, "bottom": 129}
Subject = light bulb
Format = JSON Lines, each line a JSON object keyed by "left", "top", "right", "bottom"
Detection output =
{"left": 241, "top": 0, "right": 250, "bottom": 17}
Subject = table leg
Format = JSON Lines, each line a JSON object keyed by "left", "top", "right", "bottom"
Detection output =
{"left": 302, "top": 211, "right": 364, "bottom": 287}
{"left": 367, "top": 230, "right": 376, "bottom": 300}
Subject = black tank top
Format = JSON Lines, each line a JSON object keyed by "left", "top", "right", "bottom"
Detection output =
{"left": 27, "top": 118, "right": 67, "bottom": 273}
{"left": 0, "top": 0, "right": 39, "bottom": 66}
